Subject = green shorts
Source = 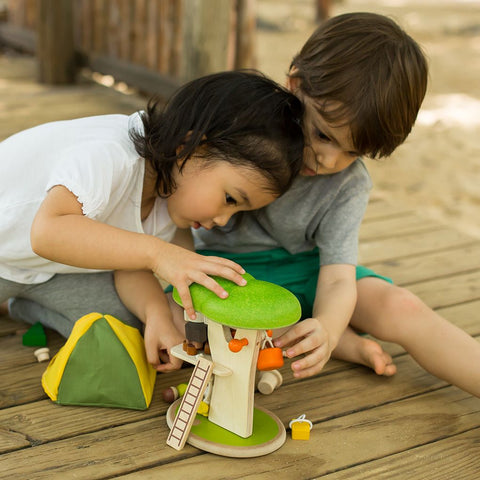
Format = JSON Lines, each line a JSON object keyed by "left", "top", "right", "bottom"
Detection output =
{"left": 196, "top": 247, "right": 392, "bottom": 320}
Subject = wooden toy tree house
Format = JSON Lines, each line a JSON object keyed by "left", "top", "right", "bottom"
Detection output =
{"left": 166, "top": 273, "right": 301, "bottom": 457}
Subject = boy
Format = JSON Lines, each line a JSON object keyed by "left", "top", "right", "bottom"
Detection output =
{"left": 194, "top": 12, "right": 480, "bottom": 398}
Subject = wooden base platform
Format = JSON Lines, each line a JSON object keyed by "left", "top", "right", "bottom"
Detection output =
{"left": 166, "top": 400, "right": 286, "bottom": 457}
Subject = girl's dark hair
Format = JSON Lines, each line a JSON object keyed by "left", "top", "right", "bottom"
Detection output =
{"left": 130, "top": 70, "right": 304, "bottom": 197}
{"left": 290, "top": 12, "right": 428, "bottom": 158}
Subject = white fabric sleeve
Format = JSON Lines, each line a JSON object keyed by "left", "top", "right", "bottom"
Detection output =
{"left": 45, "top": 142, "right": 132, "bottom": 219}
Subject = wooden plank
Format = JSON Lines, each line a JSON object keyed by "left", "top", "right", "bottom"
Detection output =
{"left": 363, "top": 200, "right": 414, "bottom": 221}
{"left": 364, "top": 243, "right": 480, "bottom": 286}
{"left": 79, "top": 0, "right": 94, "bottom": 53}
{"left": 0, "top": 429, "right": 30, "bottom": 454}
{"left": 114, "top": 388, "right": 480, "bottom": 480}
{"left": 407, "top": 270, "right": 480, "bottom": 309}
{"left": 359, "top": 227, "right": 474, "bottom": 264}
{"left": 0, "top": 317, "right": 29, "bottom": 337}
{"left": 436, "top": 299, "right": 480, "bottom": 336}
{"left": 321, "top": 428, "right": 480, "bottom": 479}
{"left": 131, "top": 0, "right": 147, "bottom": 66}
{"left": 145, "top": 0, "right": 158, "bottom": 71}
{"left": 0, "top": 417, "right": 196, "bottom": 480}
{"left": 0, "top": 331, "right": 64, "bottom": 370}
{"left": 106, "top": 0, "right": 121, "bottom": 59}
{"left": 0, "top": 362, "right": 51, "bottom": 408}
{"left": 118, "top": 0, "right": 133, "bottom": 61}
{"left": 169, "top": 0, "right": 183, "bottom": 77}
{"left": 92, "top": 0, "right": 107, "bottom": 55}
{"left": 360, "top": 212, "right": 444, "bottom": 241}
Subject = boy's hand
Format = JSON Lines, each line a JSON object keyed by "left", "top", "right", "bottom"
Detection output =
{"left": 143, "top": 315, "right": 185, "bottom": 373}
{"left": 273, "top": 318, "right": 332, "bottom": 378}
{"left": 151, "top": 243, "right": 247, "bottom": 320}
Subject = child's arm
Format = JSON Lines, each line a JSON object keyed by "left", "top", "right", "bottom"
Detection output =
{"left": 113, "top": 269, "right": 184, "bottom": 372}
{"left": 273, "top": 264, "right": 357, "bottom": 378}
{"left": 30, "top": 185, "right": 246, "bottom": 319}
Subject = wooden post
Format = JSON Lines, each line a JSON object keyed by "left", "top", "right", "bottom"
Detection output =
{"left": 234, "top": 0, "right": 256, "bottom": 70}
{"left": 37, "top": 0, "right": 76, "bottom": 84}
{"left": 316, "top": 0, "right": 331, "bottom": 22}
{"left": 180, "top": 0, "right": 233, "bottom": 82}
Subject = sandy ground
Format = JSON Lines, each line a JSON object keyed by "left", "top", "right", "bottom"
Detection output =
{"left": 256, "top": 0, "right": 480, "bottom": 239}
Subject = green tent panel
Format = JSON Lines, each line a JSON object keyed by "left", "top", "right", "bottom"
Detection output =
{"left": 57, "top": 317, "right": 147, "bottom": 410}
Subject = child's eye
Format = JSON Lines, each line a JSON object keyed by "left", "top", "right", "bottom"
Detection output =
{"left": 225, "top": 193, "right": 238, "bottom": 205}
{"left": 315, "top": 128, "right": 331, "bottom": 142}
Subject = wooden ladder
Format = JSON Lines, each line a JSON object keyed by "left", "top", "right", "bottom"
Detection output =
{"left": 166, "top": 356, "right": 214, "bottom": 450}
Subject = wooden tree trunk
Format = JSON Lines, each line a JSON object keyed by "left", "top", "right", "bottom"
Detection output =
{"left": 36, "top": 0, "right": 76, "bottom": 84}
{"left": 207, "top": 320, "right": 263, "bottom": 438}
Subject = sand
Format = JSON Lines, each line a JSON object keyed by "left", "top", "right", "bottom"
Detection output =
{"left": 256, "top": 0, "right": 480, "bottom": 238}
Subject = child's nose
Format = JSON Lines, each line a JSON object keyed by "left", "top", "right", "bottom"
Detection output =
{"left": 213, "top": 213, "right": 231, "bottom": 227}
{"left": 317, "top": 147, "right": 343, "bottom": 169}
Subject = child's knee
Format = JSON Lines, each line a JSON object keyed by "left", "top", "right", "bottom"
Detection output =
{"left": 383, "top": 285, "right": 425, "bottom": 317}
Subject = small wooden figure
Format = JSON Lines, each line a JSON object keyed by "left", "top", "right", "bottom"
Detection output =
{"left": 256, "top": 370, "right": 283, "bottom": 395}
{"left": 162, "top": 383, "right": 188, "bottom": 403}
{"left": 23, "top": 322, "right": 47, "bottom": 347}
{"left": 167, "top": 272, "right": 302, "bottom": 457}
{"left": 34, "top": 347, "right": 50, "bottom": 362}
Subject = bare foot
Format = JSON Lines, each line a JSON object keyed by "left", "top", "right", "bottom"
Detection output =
{"left": 332, "top": 329, "right": 397, "bottom": 376}
{"left": 359, "top": 338, "right": 397, "bottom": 376}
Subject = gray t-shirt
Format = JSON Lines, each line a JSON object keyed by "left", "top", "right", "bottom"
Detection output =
{"left": 194, "top": 159, "right": 372, "bottom": 266}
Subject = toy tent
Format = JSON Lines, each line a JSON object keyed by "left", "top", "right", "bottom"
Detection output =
{"left": 42, "top": 312, "right": 156, "bottom": 410}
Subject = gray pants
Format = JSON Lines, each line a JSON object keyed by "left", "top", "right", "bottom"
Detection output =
{"left": 0, "top": 272, "right": 141, "bottom": 338}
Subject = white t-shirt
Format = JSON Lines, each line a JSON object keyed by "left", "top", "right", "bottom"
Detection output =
{"left": 0, "top": 113, "right": 176, "bottom": 284}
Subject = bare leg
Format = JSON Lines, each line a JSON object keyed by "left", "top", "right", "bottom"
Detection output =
{"left": 351, "top": 277, "right": 480, "bottom": 398}
{"left": 332, "top": 325, "right": 397, "bottom": 376}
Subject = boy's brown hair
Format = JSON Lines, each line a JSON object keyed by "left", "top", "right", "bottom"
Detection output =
{"left": 290, "top": 12, "right": 428, "bottom": 158}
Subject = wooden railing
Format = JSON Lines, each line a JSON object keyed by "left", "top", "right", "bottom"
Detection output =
{"left": 0, "top": 0, "right": 256, "bottom": 97}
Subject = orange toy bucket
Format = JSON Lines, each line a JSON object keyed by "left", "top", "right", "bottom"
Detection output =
{"left": 257, "top": 346, "right": 284, "bottom": 371}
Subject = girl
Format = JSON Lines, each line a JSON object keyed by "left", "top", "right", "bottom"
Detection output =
{"left": 0, "top": 70, "right": 304, "bottom": 371}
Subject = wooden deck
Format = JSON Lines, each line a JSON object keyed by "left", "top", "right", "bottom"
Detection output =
{"left": 1, "top": 54, "right": 480, "bottom": 479}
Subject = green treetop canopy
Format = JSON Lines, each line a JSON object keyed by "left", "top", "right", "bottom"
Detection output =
{"left": 173, "top": 273, "right": 301, "bottom": 329}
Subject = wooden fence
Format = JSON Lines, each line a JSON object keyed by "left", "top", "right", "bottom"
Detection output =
{"left": 0, "top": 0, "right": 256, "bottom": 97}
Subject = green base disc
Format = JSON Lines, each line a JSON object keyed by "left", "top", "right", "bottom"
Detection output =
{"left": 166, "top": 400, "right": 286, "bottom": 458}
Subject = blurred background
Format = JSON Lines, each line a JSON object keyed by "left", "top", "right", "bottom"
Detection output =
{"left": 1, "top": 0, "right": 479, "bottom": 237}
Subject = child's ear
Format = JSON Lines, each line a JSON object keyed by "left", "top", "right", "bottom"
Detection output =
{"left": 286, "top": 67, "right": 301, "bottom": 93}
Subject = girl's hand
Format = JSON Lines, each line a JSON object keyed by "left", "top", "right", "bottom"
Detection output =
{"left": 143, "top": 315, "right": 185, "bottom": 373}
{"left": 151, "top": 243, "right": 247, "bottom": 320}
{"left": 273, "top": 318, "right": 332, "bottom": 378}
